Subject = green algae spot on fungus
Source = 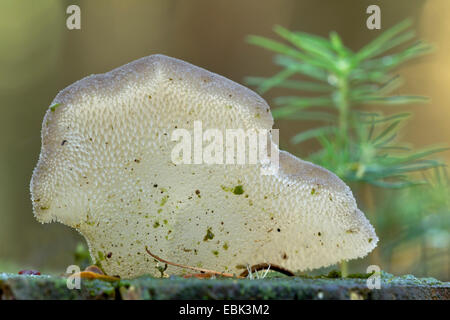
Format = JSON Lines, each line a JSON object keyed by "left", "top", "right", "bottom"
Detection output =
{"left": 232, "top": 185, "right": 244, "bottom": 195}
{"left": 97, "top": 251, "right": 105, "bottom": 261}
{"left": 50, "top": 103, "right": 61, "bottom": 112}
{"left": 221, "top": 184, "right": 244, "bottom": 195}
{"left": 203, "top": 227, "right": 215, "bottom": 241}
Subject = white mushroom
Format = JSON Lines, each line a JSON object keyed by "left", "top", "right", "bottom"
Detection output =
{"left": 30, "top": 54, "right": 377, "bottom": 278}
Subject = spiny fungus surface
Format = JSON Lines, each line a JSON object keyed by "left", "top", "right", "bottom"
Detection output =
{"left": 30, "top": 54, "right": 378, "bottom": 278}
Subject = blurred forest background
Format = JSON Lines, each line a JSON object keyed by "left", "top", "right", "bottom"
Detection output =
{"left": 0, "top": 0, "right": 448, "bottom": 280}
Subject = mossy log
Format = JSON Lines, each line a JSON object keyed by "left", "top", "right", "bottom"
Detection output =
{"left": 0, "top": 272, "right": 448, "bottom": 300}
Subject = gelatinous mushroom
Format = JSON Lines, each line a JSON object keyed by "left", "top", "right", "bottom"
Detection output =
{"left": 30, "top": 54, "right": 377, "bottom": 278}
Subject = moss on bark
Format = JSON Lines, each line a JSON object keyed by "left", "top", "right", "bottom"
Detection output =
{"left": 0, "top": 272, "right": 448, "bottom": 300}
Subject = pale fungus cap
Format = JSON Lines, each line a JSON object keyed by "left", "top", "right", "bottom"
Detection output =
{"left": 30, "top": 54, "right": 378, "bottom": 278}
